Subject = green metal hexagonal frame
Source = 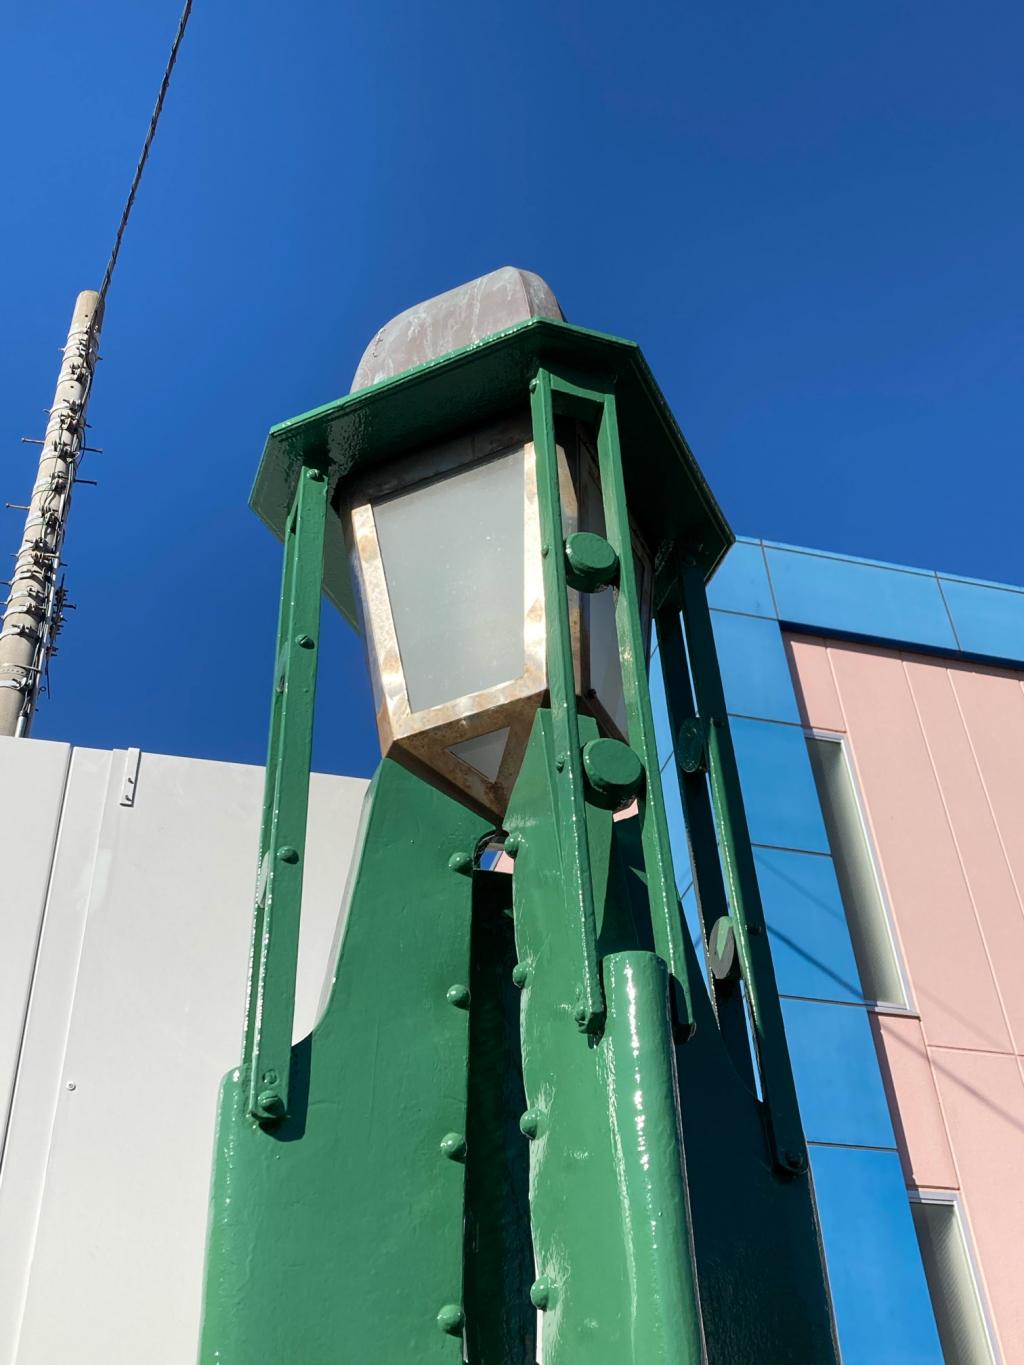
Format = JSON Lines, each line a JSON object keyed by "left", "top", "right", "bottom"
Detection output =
{"left": 249, "top": 317, "right": 733, "bottom": 627}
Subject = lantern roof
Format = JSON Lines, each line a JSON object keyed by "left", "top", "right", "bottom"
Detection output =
{"left": 251, "top": 313, "right": 734, "bottom": 628}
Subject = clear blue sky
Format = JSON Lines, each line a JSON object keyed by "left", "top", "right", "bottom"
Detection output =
{"left": 2, "top": 2, "right": 1021, "bottom": 777}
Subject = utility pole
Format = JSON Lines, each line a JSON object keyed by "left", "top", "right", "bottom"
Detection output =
{"left": 0, "top": 290, "right": 103, "bottom": 737}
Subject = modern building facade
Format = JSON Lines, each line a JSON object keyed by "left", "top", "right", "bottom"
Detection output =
{"left": 1, "top": 535, "right": 1022, "bottom": 1362}
{"left": 650, "top": 537, "right": 1024, "bottom": 1364}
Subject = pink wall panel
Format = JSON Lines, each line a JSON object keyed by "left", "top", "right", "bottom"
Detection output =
{"left": 788, "top": 635, "right": 1024, "bottom": 1361}
{"left": 930, "top": 1049, "right": 1024, "bottom": 1363}
{"left": 825, "top": 643, "right": 1009, "bottom": 1053}
{"left": 870, "top": 1014, "right": 957, "bottom": 1191}
{"left": 947, "top": 665, "right": 1024, "bottom": 978}
{"left": 904, "top": 659, "right": 1024, "bottom": 1052}
{"left": 784, "top": 634, "right": 845, "bottom": 732}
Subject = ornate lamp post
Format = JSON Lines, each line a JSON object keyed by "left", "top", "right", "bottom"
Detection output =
{"left": 199, "top": 269, "right": 839, "bottom": 1364}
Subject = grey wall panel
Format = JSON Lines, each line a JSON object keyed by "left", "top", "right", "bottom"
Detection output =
{"left": 0, "top": 744, "right": 367, "bottom": 1365}
{"left": 0, "top": 736, "right": 70, "bottom": 1156}
{"left": 0, "top": 747, "right": 111, "bottom": 1365}
{"left": 295, "top": 770, "right": 372, "bottom": 1040}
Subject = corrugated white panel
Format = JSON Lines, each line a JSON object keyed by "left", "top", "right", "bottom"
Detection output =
{"left": 0, "top": 743, "right": 367, "bottom": 1365}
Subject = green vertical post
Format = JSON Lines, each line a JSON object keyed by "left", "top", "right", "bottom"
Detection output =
{"left": 679, "top": 562, "right": 807, "bottom": 1174}
{"left": 590, "top": 385, "right": 694, "bottom": 1035}
{"left": 243, "top": 463, "right": 327, "bottom": 1123}
{"left": 602, "top": 952, "right": 702, "bottom": 1364}
{"left": 517, "top": 368, "right": 704, "bottom": 1365}
{"left": 530, "top": 369, "right": 604, "bottom": 1033}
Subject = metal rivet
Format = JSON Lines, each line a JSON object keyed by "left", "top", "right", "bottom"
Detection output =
{"left": 573, "top": 1001, "right": 588, "bottom": 1025}
{"left": 295, "top": 634, "right": 315, "bottom": 649}
{"left": 519, "top": 1108, "right": 543, "bottom": 1140}
{"left": 530, "top": 1276, "right": 555, "bottom": 1310}
{"left": 503, "top": 832, "right": 522, "bottom": 856}
{"left": 446, "top": 983, "right": 471, "bottom": 1009}
{"left": 277, "top": 845, "right": 300, "bottom": 864}
{"left": 257, "top": 1090, "right": 285, "bottom": 1119}
{"left": 511, "top": 962, "right": 531, "bottom": 988}
{"left": 541, "top": 544, "right": 550, "bottom": 558}
{"left": 305, "top": 468, "right": 325, "bottom": 482}
{"left": 749, "top": 922, "right": 762, "bottom": 937}
{"left": 65, "top": 1081, "right": 76, "bottom": 1092}
{"left": 436, "top": 1303, "right": 464, "bottom": 1336}
{"left": 261, "top": 1070, "right": 278, "bottom": 1086}
{"left": 440, "top": 1132, "right": 467, "bottom": 1162}
{"left": 555, "top": 753, "right": 566, "bottom": 772}
{"left": 448, "top": 850, "right": 472, "bottom": 874}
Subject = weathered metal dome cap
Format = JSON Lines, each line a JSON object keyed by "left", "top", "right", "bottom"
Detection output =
{"left": 351, "top": 266, "right": 564, "bottom": 391}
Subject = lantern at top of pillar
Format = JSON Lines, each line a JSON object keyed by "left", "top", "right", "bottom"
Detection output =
{"left": 250, "top": 267, "right": 731, "bottom": 820}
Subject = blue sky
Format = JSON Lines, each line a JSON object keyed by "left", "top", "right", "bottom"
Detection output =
{"left": 2, "top": 2, "right": 1021, "bottom": 777}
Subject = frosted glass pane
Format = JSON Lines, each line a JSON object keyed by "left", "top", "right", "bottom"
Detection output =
{"left": 590, "top": 586, "right": 627, "bottom": 736}
{"left": 448, "top": 727, "right": 510, "bottom": 781}
{"left": 374, "top": 448, "right": 525, "bottom": 713}
{"left": 912, "top": 1201, "right": 994, "bottom": 1365}
{"left": 806, "top": 737, "right": 906, "bottom": 1006}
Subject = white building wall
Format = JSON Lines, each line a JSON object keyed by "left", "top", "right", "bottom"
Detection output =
{"left": 0, "top": 737, "right": 368, "bottom": 1364}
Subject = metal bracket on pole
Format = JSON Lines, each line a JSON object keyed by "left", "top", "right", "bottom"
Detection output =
{"left": 243, "top": 463, "right": 328, "bottom": 1124}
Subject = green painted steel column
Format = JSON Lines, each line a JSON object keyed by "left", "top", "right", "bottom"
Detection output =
{"left": 244, "top": 464, "right": 327, "bottom": 1123}
{"left": 602, "top": 952, "right": 702, "bottom": 1365}
{"left": 529, "top": 368, "right": 605, "bottom": 1035}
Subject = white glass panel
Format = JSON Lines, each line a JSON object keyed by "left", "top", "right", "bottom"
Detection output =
{"left": 374, "top": 448, "right": 525, "bottom": 713}
{"left": 806, "top": 736, "right": 906, "bottom": 1007}
{"left": 912, "top": 1200, "right": 996, "bottom": 1365}
{"left": 448, "top": 727, "right": 510, "bottom": 781}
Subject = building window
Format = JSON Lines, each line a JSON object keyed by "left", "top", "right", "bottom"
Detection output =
{"left": 805, "top": 734, "right": 908, "bottom": 1008}
{"left": 911, "top": 1195, "right": 998, "bottom": 1364}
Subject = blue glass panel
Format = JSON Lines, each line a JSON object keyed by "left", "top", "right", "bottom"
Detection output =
{"left": 782, "top": 998, "right": 895, "bottom": 1148}
{"left": 939, "top": 576, "right": 1024, "bottom": 663}
{"left": 706, "top": 540, "right": 776, "bottom": 618}
{"left": 648, "top": 648, "right": 675, "bottom": 769}
{"left": 730, "top": 717, "right": 830, "bottom": 853}
{"left": 765, "top": 547, "right": 958, "bottom": 651}
{"left": 811, "top": 1146, "right": 943, "bottom": 1364}
{"left": 754, "top": 847, "right": 863, "bottom": 1003}
{"left": 712, "top": 611, "right": 801, "bottom": 723}
{"left": 762, "top": 539, "right": 933, "bottom": 576}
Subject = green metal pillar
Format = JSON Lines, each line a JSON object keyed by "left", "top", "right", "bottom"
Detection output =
{"left": 200, "top": 297, "right": 840, "bottom": 1364}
